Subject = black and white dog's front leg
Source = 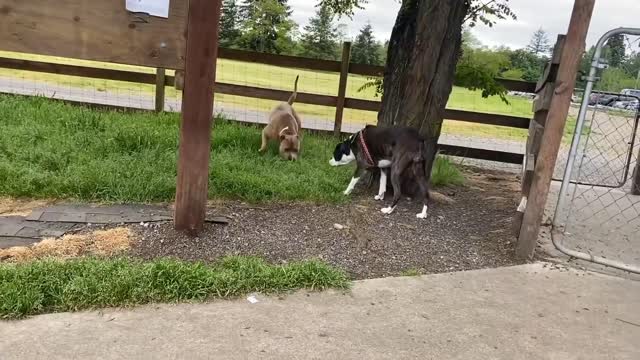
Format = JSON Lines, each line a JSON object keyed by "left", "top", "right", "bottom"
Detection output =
{"left": 374, "top": 168, "right": 388, "bottom": 200}
{"left": 343, "top": 166, "right": 365, "bottom": 195}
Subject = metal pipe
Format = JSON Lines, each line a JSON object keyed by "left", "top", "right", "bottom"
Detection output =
{"left": 552, "top": 27, "right": 640, "bottom": 275}
{"left": 551, "top": 230, "right": 640, "bottom": 274}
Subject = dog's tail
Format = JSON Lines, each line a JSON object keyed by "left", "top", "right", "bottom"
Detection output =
{"left": 287, "top": 75, "right": 299, "bottom": 105}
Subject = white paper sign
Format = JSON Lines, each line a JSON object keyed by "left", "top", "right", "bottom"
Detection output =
{"left": 126, "top": 0, "right": 170, "bottom": 18}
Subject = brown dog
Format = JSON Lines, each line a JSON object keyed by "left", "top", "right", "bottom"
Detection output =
{"left": 259, "top": 75, "right": 302, "bottom": 160}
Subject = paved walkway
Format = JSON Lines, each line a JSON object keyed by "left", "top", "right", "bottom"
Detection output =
{"left": 0, "top": 204, "right": 231, "bottom": 249}
{"left": 0, "top": 204, "right": 173, "bottom": 248}
{"left": 1, "top": 263, "right": 638, "bottom": 360}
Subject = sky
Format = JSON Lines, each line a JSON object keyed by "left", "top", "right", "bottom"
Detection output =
{"left": 288, "top": 0, "right": 640, "bottom": 50}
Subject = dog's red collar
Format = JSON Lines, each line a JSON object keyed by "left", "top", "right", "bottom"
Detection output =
{"left": 358, "top": 130, "right": 375, "bottom": 167}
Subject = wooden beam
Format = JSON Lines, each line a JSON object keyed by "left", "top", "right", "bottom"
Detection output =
{"left": 334, "top": 42, "right": 352, "bottom": 136}
{"left": 496, "top": 78, "right": 537, "bottom": 93}
{"left": 215, "top": 83, "right": 337, "bottom": 107}
{"left": 174, "top": 0, "right": 222, "bottom": 232}
{"left": 517, "top": 0, "right": 595, "bottom": 259}
{"left": 218, "top": 48, "right": 341, "bottom": 73}
{"left": 439, "top": 145, "right": 524, "bottom": 164}
{"left": 0, "top": 57, "right": 157, "bottom": 84}
{"left": 513, "top": 36, "right": 566, "bottom": 238}
{"left": 348, "top": 63, "right": 383, "bottom": 77}
{"left": 155, "top": 68, "right": 166, "bottom": 112}
{"left": 0, "top": 0, "right": 188, "bottom": 69}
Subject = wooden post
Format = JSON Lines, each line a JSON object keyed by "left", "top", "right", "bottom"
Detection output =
{"left": 512, "top": 36, "right": 565, "bottom": 237}
{"left": 516, "top": 0, "right": 595, "bottom": 258}
{"left": 632, "top": 150, "right": 640, "bottom": 195}
{"left": 174, "top": 0, "right": 223, "bottom": 232}
{"left": 155, "top": 68, "right": 166, "bottom": 112}
{"left": 334, "top": 42, "right": 352, "bottom": 136}
{"left": 174, "top": 70, "right": 185, "bottom": 91}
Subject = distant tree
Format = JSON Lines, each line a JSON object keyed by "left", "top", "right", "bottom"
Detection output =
{"left": 454, "top": 47, "right": 511, "bottom": 102}
{"left": 527, "top": 28, "right": 551, "bottom": 56}
{"left": 219, "top": 0, "right": 242, "bottom": 48}
{"left": 576, "top": 46, "right": 596, "bottom": 88}
{"left": 240, "top": 0, "right": 290, "bottom": 18}
{"left": 597, "top": 67, "right": 637, "bottom": 92}
{"left": 336, "top": 23, "right": 349, "bottom": 43}
{"left": 237, "top": 0, "right": 296, "bottom": 54}
{"left": 351, "top": 23, "right": 382, "bottom": 65}
{"left": 299, "top": 5, "right": 340, "bottom": 60}
{"left": 508, "top": 49, "right": 545, "bottom": 82}
{"left": 622, "top": 52, "right": 640, "bottom": 79}
{"left": 462, "top": 28, "right": 482, "bottom": 49}
{"left": 377, "top": 40, "right": 389, "bottom": 65}
{"left": 605, "top": 34, "right": 626, "bottom": 67}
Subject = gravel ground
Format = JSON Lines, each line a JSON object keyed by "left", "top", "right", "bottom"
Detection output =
{"left": 132, "top": 167, "right": 526, "bottom": 279}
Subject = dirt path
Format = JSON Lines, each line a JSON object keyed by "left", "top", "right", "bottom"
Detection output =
{"left": 133, "top": 167, "right": 524, "bottom": 279}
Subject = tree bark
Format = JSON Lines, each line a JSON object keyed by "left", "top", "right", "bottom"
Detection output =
{"left": 378, "top": 0, "right": 469, "bottom": 180}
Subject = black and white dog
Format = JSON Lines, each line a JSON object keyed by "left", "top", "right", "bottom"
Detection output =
{"left": 330, "top": 125, "right": 431, "bottom": 219}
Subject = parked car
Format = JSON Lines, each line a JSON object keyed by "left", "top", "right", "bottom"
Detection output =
{"left": 620, "top": 89, "right": 640, "bottom": 98}
{"left": 588, "top": 93, "right": 618, "bottom": 106}
{"left": 612, "top": 99, "right": 639, "bottom": 111}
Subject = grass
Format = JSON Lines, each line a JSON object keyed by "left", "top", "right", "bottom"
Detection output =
{"left": 432, "top": 156, "right": 466, "bottom": 187}
{"left": 0, "top": 256, "right": 349, "bottom": 319}
{"left": 0, "top": 50, "right": 535, "bottom": 139}
{"left": 400, "top": 268, "right": 422, "bottom": 277}
{"left": 0, "top": 95, "right": 465, "bottom": 203}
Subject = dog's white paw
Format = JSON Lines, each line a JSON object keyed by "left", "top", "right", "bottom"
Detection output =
{"left": 416, "top": 205, "right": 428, "bottom": 219}
{"left": 374, "top": 193, "right": 384, "bottom": 201}
{"left": 343, "top": 190, "right": 352, "bottom": 196}
{"left": 381, "top": 206, "right": 395, "bottom": 215}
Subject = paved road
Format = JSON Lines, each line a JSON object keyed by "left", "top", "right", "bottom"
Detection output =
{"left": 1, "top": 263, "right": 638, "bottom": 360}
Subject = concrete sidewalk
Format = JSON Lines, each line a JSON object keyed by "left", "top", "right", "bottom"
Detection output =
{"left": 1, "top": 263, "right": 639, "bottom": 360}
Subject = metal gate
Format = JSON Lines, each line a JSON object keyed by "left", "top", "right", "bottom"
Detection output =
{"left": 551, "top": 28, "right": 640, "bottom": 274}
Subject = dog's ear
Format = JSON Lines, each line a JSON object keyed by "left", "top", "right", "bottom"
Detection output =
{"left": 280, "top": 134, "right": 286, "bottom": 141}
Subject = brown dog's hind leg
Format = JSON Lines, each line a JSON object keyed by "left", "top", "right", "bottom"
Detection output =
{"left": 259, "top": 127, "right": 269, "bottom": 152}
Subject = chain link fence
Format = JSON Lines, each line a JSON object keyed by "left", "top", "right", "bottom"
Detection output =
{"left": 552, "top": 91, "right": 640, "bottom": 270}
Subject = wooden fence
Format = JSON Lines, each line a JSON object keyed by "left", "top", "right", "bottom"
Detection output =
{"left": 0, "top": 44, "right": 536, "bottom": 164}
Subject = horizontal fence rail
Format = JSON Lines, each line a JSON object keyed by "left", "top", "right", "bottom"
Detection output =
{"left": 0, "top": 46, "right": 536, "bottom": 165}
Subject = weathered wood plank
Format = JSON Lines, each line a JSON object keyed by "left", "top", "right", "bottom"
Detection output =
{"left": 439, "top": 145, "right": 524, "bottom": 164}
{"left": 218, "top": 48, "right": 341, "bottom": 73}
{"left": 0, "top": 57, "right": 157, "bottom": 83}
{"left": 517, "top": 0, "right": 595, "bottom": 259}
{"left": 334, "top": 42, "right": 352, "bottom": 136}
{"left": 174, "top": 0, "right": 222, "bottom": 232}
{"left": 0, "top": 0, "right": 187, "bottom": 69}
{"left": 215, "top": 83, "right": 337, "bottom": 107}
{"left": 155, "top": 68, "right": 166, "bottom": 112}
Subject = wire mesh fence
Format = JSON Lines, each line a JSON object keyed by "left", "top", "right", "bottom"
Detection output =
{"left": 552, "top": 91, "right": 640, "bottom": 268}
{"left": 0, "top": 49, "right": 538, "bottom": 171}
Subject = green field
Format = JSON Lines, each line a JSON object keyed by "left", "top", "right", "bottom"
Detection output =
{"left": 0, "top": 50, "right": 533, "bottom": 141}
{"left": 0, "top": 95, "right": 464, "bottom": 203}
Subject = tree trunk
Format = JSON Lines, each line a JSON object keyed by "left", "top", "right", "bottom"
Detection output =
{"left": 378, "top": 0, "right": 469, "bottom": 180}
